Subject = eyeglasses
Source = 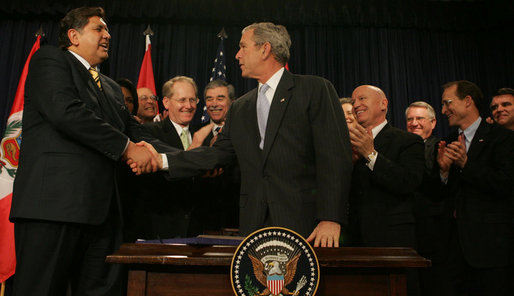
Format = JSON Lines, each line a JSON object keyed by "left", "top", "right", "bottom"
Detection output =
{"left": 171, "top": 97, "right": 199, "bottom": 105}
{"left": 140, "top": 95, "right": 158, "bottom": 102}
{"left": 441, "top": 99, "right": 453, "bottom": 107}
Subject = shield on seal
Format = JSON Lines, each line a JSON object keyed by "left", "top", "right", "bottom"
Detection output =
{"left": 267, "top": 274, "right": 284, "bottom": 295}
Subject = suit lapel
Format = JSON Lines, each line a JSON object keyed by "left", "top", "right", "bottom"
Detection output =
{"left": 262, "top": 71, "right": 293, "bottom": 160}
{"left": 373, "top": 123, "right": 392, "bottom": 151}
{"left": 246, "top": 89, "right": 261, "bottom": 148}
{"left": 466, "top": 120, "right": 489, "bottom": 161}
{"left": 99, "top": 77, "right": 126, "bottom": 130}
{"left": 161, "top": 119, "right": 184, "bottom": 149}
{"left": 65, "top": 51, "right": 102, "bottom": 107}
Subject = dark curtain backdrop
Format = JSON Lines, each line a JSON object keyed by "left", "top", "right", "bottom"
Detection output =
{"left": 1, "top": 0, "right": 513, "bottom": 138}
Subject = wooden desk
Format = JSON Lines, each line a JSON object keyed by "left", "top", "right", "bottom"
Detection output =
{"left": 107, "top": 243, "right": 430, "bottom": 296}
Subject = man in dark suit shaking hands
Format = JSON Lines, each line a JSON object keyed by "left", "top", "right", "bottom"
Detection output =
{"left": 10, "top": 7, "right": 161, "bottom": 296}
{"left": 136, "top": 22, "right": 353, "bottom": 247}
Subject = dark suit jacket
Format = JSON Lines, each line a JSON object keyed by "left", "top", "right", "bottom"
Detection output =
{"left": 202, "top": 128, "right": 215, "bottom": 147}
{"left": 442, "top": 120, "right": 514, "bottom": 268}
{"left": 165, "top": 70, "right": 353, "bottom": 237}
{"left": 349, "top": 123, "right": 425, "bottom": 247}
{"left": 195, "top": 126, "right": 240, "bottom": 231}
{"left": 413, "top": 135, "right": 446, "bottom": 256}
{"left": 128, "top": 119, "right": 202, "bottom": 239}
{"left": 10, "top": 46, "right": 160, "bottom": 225}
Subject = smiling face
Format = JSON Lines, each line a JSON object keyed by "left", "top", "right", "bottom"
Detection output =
{"left": 406, "top": 106, "right": 436, "bottom": 140}
{"left": 351, "top": 85, "right": 388, "bottom": 129}
{"left": 491, "top": 94, "right": 514, "bottom": 130}
{"left": 441, "top": 84, "right": 469, "bottom": 128}
{"left": 205, "top": 86, "right": 231, "bottom": 125}
{"left": 137, "top": 88, "right": 157, "bottom": 122}
{"left": 68, "top": 16, "right": 110, "bottom": 67}
{"left": 163, "top": 81, "right": 197, "bottom": 127}
{"left": 235, "top": 29, "right": 264, "bottom": 80}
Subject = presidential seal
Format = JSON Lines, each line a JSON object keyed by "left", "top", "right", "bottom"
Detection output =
{"left": 231, "top": 227, "right": 320, "bottom": 296}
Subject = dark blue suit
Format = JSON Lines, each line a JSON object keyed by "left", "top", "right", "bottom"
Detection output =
{"left": 10, "top": 46, "right": 167, "bottom": 296}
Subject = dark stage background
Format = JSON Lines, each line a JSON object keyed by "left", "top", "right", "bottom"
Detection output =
{"left": 1, "top": 0, "right": 513, "bottom": 138}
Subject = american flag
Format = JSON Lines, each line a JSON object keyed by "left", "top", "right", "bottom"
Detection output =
{"left": 201, "top": 38, "right": 227, "bottom": 123}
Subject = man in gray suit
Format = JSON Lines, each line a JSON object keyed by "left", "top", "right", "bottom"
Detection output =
{"left": 134, "top": 22, "right": 352, "bottom": 247}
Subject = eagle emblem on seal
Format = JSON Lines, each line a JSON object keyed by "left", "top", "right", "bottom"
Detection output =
{"left": 231, "top": 227, "right": 319, "bottom": 296}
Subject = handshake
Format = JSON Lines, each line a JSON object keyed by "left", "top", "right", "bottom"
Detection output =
{"left": 122, "top": 141, "right": 162, "bottom": 175}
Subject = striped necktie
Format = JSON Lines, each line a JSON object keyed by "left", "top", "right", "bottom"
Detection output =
{"left": 89, "top": 67, "right": 102, "bottom": 90}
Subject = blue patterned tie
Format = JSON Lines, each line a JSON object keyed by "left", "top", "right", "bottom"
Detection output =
{"left": 257, "top": 84, "right": 271, "bottom": 150}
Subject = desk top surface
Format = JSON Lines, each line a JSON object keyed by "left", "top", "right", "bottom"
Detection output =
{"left": 107, "top": 243, "right": 430, "bottom": 268}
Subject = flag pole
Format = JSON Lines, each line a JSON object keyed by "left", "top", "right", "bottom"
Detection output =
{"left": 1, "top": 281, "right": 5, "bottom": 296}
{"left": 217, "top": 27, "right": 228, "bottom": 40}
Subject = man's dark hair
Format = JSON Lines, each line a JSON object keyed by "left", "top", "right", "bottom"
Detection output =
{"left": 116, "top": 78, "right": 139, "bottom": 116}
{"left": 204, "top": 80, "right": 236, "bottom": 101}
{"left": 443, "top": 80, "right": 483, "bottom": 109}
{"left": 493, "top": 87, "right": 514, "bottom": 97}
{"left": 58, "top": 7, "right": 105, "bottom": 49}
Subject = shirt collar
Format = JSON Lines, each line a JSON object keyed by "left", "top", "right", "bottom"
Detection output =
{"left": 259, "top": 67, "right": 285, "bottom": 93}
{"left": 68, "top": 50, "right": 95, "bottom": 70}
{"left": 371, "top": 119, "right": 388, "bottom": 139}
{"left": 169, "top": 118, "right": 189, "bottom": 135}
{"left": 210, "top": 121, "right": 223, "bottom": 134}
{"left": 459, "top": 117, "right": 481, "bottom": 143}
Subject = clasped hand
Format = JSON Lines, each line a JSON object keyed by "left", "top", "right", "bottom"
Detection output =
{"left": 123, "top": 141, "right": 162, "bottom": 175}
{"left": 348, "top": 124, "right": 374, "bottom": 158}
{"left": 437, "top": 133, "right": 467, "bottom": 175}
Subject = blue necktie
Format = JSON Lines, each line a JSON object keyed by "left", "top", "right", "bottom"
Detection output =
{"left": 257, "top": 84, "right": 271, "bottom": 150}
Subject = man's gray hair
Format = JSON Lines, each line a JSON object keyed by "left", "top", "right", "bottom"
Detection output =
{"left": 243, "top": 22, "right": 291, "bottom": 65}
{"left": 405, "top": 101, "right": 436, "bottom": 119}
{"left": 204, "top": 80, "right": 236, "bottom": 101}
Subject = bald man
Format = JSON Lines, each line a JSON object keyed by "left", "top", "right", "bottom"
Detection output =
{"left": 348, "top": 85, "right": 425, "bottom": 247}
{"left": 137, "top": 87, "right": 158, "bottom": 123}
{"left": 347, "top": 85, "right": 425, "bottom": 295}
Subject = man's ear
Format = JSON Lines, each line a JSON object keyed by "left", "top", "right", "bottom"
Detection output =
{"left": 162, "top": 97, "right": 170, "bottom": 110}
{"left": 67, "top": 29, "right": 80, "bottom": 46}
{"left": 261, "top": 42, "right": 272, "bottom": 59}
{"left": 381, "top": 97, "right": 389, "bottom": 111}
{"left": 464, "top": 95, "right": 473, "bottom": 107}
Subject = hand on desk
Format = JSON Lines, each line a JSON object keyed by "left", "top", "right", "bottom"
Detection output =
{"left": 125, "top": 141, "right": 162, "bottom": 175}
{"left": 306, "top": 220, "right": 341, "bottom": 248}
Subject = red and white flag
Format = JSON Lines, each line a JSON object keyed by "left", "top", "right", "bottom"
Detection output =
{"left": 137, "top": 34, "right": 159, "bottom": 117}
{"left": 137, "top": 35, "right": 157, "bottom": 96}
{"left": 0, "top": 35, "right": 41, "bottom": 283}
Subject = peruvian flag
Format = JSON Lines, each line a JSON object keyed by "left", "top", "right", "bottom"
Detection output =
{"left": 137, "top": 34, "right": 159, "bottom": 115}
{"left": 0, "top": 35, "right": 41, "bottom": 283}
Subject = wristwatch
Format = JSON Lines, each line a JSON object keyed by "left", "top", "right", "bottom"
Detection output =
{"left": 366, "top": 150, "right": 377, "bottom": 163}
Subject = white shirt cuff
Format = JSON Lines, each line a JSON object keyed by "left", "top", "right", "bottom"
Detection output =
{"left": 366, "top": 152, "right": 378, "bottom": 171}
{"left": 161, "top": 153, "right": 169, "bottom": 170}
